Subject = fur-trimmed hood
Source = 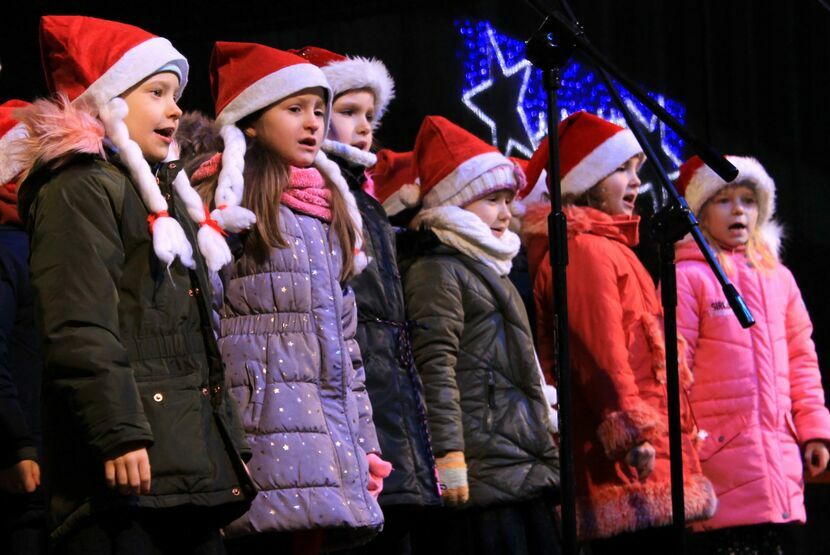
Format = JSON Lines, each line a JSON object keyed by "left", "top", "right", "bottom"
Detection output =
{"left": 13, "top": 95, "right": 234, "bottom": 272}
{"left": 13, "top": 97, "right": 106, "bottom": 181}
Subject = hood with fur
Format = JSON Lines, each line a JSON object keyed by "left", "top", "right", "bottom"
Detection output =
{"left": 13, "top": 95, "right": 234, "bottom": 272}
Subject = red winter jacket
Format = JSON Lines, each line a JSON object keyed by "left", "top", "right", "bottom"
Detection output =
{"left": 675, "top": 240, "right": 830, "bottom": 530}
{"left": 533, "top": 205, "right": 716, "bottom": 540}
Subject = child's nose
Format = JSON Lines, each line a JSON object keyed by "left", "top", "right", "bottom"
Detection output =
{"left": 305, "top": 112, "right": 320, "bottom": 130}
{"left": 168, "top": 101, "right": 183, "bottom": 120}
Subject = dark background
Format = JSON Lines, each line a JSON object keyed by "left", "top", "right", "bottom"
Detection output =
{"left": 3, "top": 0, "right": 830, "bottom": 535}
{"left": 3, "top": 0, "right": 829, "bottom": 383}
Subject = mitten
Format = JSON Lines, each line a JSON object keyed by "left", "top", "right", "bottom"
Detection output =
{"left": 436, "top": 451, "right": 469, "bottom": 506}
{"left": 366, "top": 452, "right": 393, "bottom": 500}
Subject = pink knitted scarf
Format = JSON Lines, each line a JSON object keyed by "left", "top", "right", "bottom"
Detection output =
{"left": 191, "top": 156, "right": 332, "bottom": 222}
{"left": 282, "top": 166, "right": 332, "bottom": 222}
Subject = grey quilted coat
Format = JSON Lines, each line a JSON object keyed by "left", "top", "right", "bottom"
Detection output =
{"left": 217, "top": 204, "right": 383, "bottom": 545}
{"left": 400, "top": 231, "right": 560, "bottom": 507}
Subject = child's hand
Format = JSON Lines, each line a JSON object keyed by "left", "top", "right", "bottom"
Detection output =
{"left": 0, "top": 459, "right": 41, "bottom": 494}
{"left": 366, "top": 452, "right": 393, "bottom": 500}
{"left": 804, "top": 441, "right": 830, "bottom": 477}
{"left": 104, "top": 446, "right": 151, "bottom": 496}
{"left": 626, "top": 441, "right": 656, "bottom": 481}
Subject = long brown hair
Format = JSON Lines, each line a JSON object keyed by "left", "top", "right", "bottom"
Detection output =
{"left": 198, "top": 127, "right": 356, "bottom": 280}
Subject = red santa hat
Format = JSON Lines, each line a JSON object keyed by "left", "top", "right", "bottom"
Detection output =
{"left": 38, "top": 16, "right": 234, "bottom": 272}
{"left": 0, "top": 100, "right": 30, "bottom": 188}
{"left": 210, "top": 41, "right": 368, "bottom": 273}
{"left": 676, "top": 155, "right": 776, "bottom": 231}
{"left": 370, "top": 149, "right": 417, "bottom": 215}
{"left": 400, "top": 116, "right": 523, "bottom": 210}
{"left": 290, "top": 46, "right": 395, "bottom": 129}
{"left": 40, "top": 15, "right": 188, "bottom": 113}
{"left": 0, "top": 100, "right": 31, "bottom": 226}
{"left": 520, "top": 111, "right": 642, "bottom": 199}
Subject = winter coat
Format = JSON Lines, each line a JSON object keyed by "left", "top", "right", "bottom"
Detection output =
{"left": 520, "top": 202, "right": 553, "bottom": 287}
{"left": 400, "top": 230, "right": 559, "bottom": 508}
{"left": 0, "top": 224, "right": 45, "bottom": 529}
{"left": 675, "top": 240, "right": 830, "bottom": 530}
{"left": 332, "top": 153, "right": 440, "bottom": 508}
{"left": 217, "top": 200, "right": 384, "bottom": 546}
{"left": 17, "top": 119, "right": 254, "bottom": 539}
{"left": 533, "top": 205, "right": 716, "bottom": 540}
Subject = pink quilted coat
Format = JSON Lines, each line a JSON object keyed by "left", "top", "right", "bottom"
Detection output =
{"left": 675, "top": 240, "right": 830, "bottom": 530}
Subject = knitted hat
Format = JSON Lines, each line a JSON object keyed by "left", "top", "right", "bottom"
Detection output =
{"left": 371, "top": 149, "right": 416, "bottom": 215}
{"left": 40, "top": 16, "right": 188, "bottom": 113}
{"left": 520, "top": 111, "right": 641, "bottom": 199}
{"left": 0, "top": 100, "right": 30, "bottom": 187}
{"left": 291, "top": 46, "right": 395, "bottom": 128}
{"left": 210, "top": 41, "right": 368, "bottom": 273}
{"left": 401, "top": 116, "right": 522, "bottom": 210}
{"left": 38, "top": 16, "right": 233, "bottom": 272}
{"left": 676, "top": 155, "right": 776, "bottom": 229}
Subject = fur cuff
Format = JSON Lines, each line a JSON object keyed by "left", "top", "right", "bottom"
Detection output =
{"left": 596, "top": 403, "right": 664, "bottom": 459}
{"left": 577, "top": 473, "right": 717, "bottom": 540}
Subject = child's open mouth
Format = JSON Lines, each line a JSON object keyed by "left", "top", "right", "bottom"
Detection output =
{"left": 299, "top": 137, "right": 317, "bottom": 148}
{"left": 154, "top": 127, "right": 174, "bottom": 144}
{"left": 728, "top": 223, "right": 747, "bottom": 230}
{"left": 622, "top": 193, "right": 636, "bottom": 204}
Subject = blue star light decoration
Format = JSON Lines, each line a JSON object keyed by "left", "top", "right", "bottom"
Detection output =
{"left": 456, "top": 19, "right": 686, "bottom": 172}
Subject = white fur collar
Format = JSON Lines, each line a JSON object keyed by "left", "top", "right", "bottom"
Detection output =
{"left": 414, "top": 205, "right": 520, "bottom": 276}
{"left": 322, "top": 139, "right": 377, "bottom": 168}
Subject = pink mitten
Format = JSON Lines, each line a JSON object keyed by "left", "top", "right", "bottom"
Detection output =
{"left": 366, "top": 453, "right": 393, "bottom": 500}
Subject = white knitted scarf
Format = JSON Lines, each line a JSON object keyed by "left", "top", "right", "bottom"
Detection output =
{"left": 413, "top": 205, "right": 520, "bottom": 276}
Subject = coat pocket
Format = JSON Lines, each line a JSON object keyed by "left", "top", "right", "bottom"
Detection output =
{"left": 244, "top": 361, "right": 266, "bottom": 431}
{"left": 697, "top": 414, "right": 748, "bottom": 462}
{"left": 783, "top": 411, "right": 800, "bottom": 443}
{"left": 483, "top": 369, "right": 496, "bottom": 432}
{"left": 137, "top": 379, "right": 212, "bottom": 481}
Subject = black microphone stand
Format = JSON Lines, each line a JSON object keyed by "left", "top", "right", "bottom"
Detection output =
{"left": 523, "top": 3, "right": 756, "bottom": 554}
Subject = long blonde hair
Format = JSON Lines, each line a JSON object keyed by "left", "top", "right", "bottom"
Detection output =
{"left": 198, "top": 126, "right": 355, "bottom": 280}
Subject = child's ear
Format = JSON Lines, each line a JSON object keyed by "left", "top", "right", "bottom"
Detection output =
{"left": 244, "top": 126, "right": 257, "bottom": 139}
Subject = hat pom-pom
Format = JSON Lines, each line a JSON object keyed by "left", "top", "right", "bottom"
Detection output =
{"left": 152, "top": 215, "right": 195, "bottom": 269}
{"left": 399, "top": 183, "right": 422, "bottom": 208}
{"left": 512, "top": 160, "right": 528, "bottom": 192}
{"left": 211, "top": 205, "right": 257, "bottom": 233}
{"left": 197, "top": 224, "right": 233, "bottom": 272}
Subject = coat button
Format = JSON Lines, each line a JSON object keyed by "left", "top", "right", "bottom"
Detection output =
{"left": 718, "top": 435, "right": 725, "bottom": 442}
{"left": 153, "top": 393, "right": 163, "bottom": 402}
{"left": 782, "top": 512, "right": 789, "bottom": 519}
{"left": 232, "top": 488, "right": 241, "bottom": 496}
